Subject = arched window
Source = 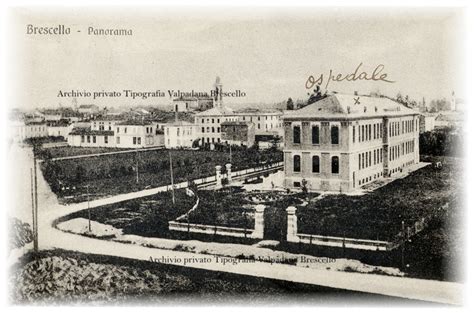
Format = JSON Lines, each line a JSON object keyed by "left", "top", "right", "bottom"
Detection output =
{"left": 331, "top": 126, "right": 339, "bottom": 144}
{"left": 331, "top": 156, "right": 339, "bottom": 174}
{"left": 293, "top": 155, "right": 301, "bottom": 172}
{"left": 312, "top": 125, "right": 320, "bottom": 144}
{"left": 293, "top": 126, "right": 301, "bottom": 144}
{"left": 312, "top": 155, "right": 320, "bottom": 173}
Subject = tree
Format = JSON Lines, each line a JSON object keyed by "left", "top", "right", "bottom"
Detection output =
{"left": 286, "top": 98, "right": 294, "bottom": 110}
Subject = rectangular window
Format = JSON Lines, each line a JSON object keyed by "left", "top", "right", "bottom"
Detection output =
{"left": 358, "top": 125, "right": 361, "bottom": 142}
{"left": 138, "top": 137, "right": 141, "bottom": 145}
{"left": 353, "top": 126, "right": 356, "bottom": 143}
{"left": 312, "top": 156, "right": 320, "bottom": 173}
{"left": 93, "top": 136, "right": 96, "bottom": 143}
{"left": 133, "top": 137, "right": 137, "bottom": 145}
{"left": 331, "top": 126, "right": 339, "bottom": 145}
{"left": 312, "top": 125, "right": 320, "bottom": 144}
{"left": 105, "top": 136, "right": 108, "bottom": 144}
{"left": 293, "top": 155, "right": 301, "bottom": 172}
{"left": 116, "top": 137, "right": 120, "bottom": 144}
{"left": 293, "top": 126, "right": 301, "bottom": 144}
{"left": 87, "top": 135, "right": 90, "bottom": 143}
{"left": 81, "top": 135, "right": 85, "bottom": 143}
{"left": 359, "top": 154, "right": 361, "bottom": 170}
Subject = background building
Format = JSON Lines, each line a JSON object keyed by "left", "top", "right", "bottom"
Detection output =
{"left": 164, "top": 121, "right": 197, "bottom": 148}
{"left": 221, "top": 121, "right": 255, "bottom": 147}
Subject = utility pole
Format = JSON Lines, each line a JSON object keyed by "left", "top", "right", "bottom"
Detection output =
{"left": 30, "top": 168, "right": 36, "bottom": 253}
{"left": 136, "top": 148, "right": 139, "bottom": 184}
{"left": 401, "top": 220, "right": 405, "bottom": 269}
{"left": 169, "top": 151, "right": 175, "bottom": 205}
{"left": 87, "top": 185, "right": 91, "bottom": 232}
{"left": 33, "top": 153, "right": 38, "bottom": 252}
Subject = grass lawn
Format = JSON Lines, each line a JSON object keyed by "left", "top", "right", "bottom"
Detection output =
{"left": 38, "top": 146, "right": 135, "bottom": 159}
{"left": 297, "top": 156, "right": 461, "bottom": 241}
{"left": 40, "top": 148, "right": 282, "bottom": 203}
{"left": 12, "top": 249, "right": 397, "bottom": 304}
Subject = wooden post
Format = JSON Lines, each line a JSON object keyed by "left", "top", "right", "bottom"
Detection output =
{"left": 169, "top": 151, "right": 175, "bottom": 205}
{"left": 33, "top": 154, "right": 38, "bottom": 252}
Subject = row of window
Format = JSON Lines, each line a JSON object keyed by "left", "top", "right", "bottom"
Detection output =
{"left": 293, "top": 155, "right": 339, "bottom": 174}
{"left": 353, "top": 122, "right": 383, "bottom": 143}
{"left": 242, "top": 115, "right": 279, "bottom": 121}
{"left": 115, "top": 126, "right": 153, "bottom": 134}
{"left": 358, "top": 172, "right": 383, "bottom": 186}
{"left": 201, "top": 126, "right": 221, "bottom": 134}
{"left": 293, "top": 125, "right": 339, "bottom": 145}
{"left": 201, "top": 137, "right": 221, "bottom": 144}
{"left": 389, "top": 119, "right": 417, "bottom": 137}
{"left": 389, "top": 140, "right": 415, "bottom": 161}
{"left": 201, "top": 118, "right": 221, "bottom": 124}
{"left": 166, "top": 127, "right": 193, "bottom": 136}
{"left": 358, "top": 148, "right": 383, "bottom": 170}
{"left": 81, "top": 135, "right": 145, "bottom": 145}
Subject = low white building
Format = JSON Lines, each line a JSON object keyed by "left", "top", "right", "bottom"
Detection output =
{"left": 67, "top": 128, "right": 115, "bottom": 148}
{"left": 47, "top": 120, "right": 73, "bottom": 138}
{"left": 164, "top": 121, "right": 198, "bottom": 148}
{"left": 10, "top": 121, "right": 48, "bottom": 142}
{"left": 115, "top": 120, "right": 164, "bottom": 148}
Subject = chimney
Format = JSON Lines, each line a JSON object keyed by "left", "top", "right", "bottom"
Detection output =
{"left": 354, "top": 91, "right": 358, "bottom": 96}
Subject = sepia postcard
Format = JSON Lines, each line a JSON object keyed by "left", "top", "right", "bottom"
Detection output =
{"left": 2, "top": 4, "right": 469, "bottom": 307}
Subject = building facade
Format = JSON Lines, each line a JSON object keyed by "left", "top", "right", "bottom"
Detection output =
{"left": 67, "top": 129, "right": 115, "bottom": 148}
{"left": 115, "top": 121, "right": 163, "bottom": 148}
{"left": 283, "top": 94, "right": 420, "bottom": 193}
{"left": 221, "top": 121, "right": 256, "bottom": 147}
{"left": 164, "top": 121, "right": 198, "bottom": 148}
{"left": 10, "top": 121, "right": 48, "bottom": 142}
{"left": 195, "top": 107, "right": 237, "bottom": 145}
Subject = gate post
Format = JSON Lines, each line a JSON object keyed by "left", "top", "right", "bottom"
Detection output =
{"left": 251, "top": 204, "right": 265, "bottom": 239}
{"left": 226, "top": 163, "right": 232, "bottom": 183}
{"left": 286, "top": 206, "right": 298, "bottom": 242}
{"left": 215, "top": 165, "right": 222, "bottom": 189}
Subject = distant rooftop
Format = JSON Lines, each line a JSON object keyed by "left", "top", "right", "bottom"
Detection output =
{"left": 195, "top": 106, "right": 235, "bottom": 116}
{"left": 69, "top": 128, "right": 114, "bottom": 136}
{"left": 116, "top": 120, "right": 153, "bottom": 126}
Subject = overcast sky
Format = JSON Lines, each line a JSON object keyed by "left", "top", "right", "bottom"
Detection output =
{"left": 8, "top": 7, "right": 465, "bottom": 110}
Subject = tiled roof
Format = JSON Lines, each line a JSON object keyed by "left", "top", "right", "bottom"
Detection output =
{"left": 195, "top": 106, "right": 235, "bottom": 116}
{"left": 283, "top": 94, "right": 418, "bottom": 120}
{"left": 69, "top": 128, "right": 114, "bottom": 136}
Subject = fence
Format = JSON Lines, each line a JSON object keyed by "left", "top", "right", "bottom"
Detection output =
{"left": 286, "top": 205, "right": 439, "bottom": 251}
{"left": 169, "top": 204, "right": 265, "bottom": 239}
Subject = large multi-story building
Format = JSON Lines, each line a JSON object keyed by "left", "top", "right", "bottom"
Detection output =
{"left": 195, "top": 106, "right": 238, "bottom": 145}
{"left": 282, "top": 94, "right": 420, "bottom": 193}
{"left": 234, "top": 108, "right": 283, "bottom": 137}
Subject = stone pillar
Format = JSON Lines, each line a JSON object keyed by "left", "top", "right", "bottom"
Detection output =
{"left": 215, "top": 165, "right": 222, "bottom": 189}
{"left": 251, "top": 204, "right": 265, "bottom": 239}
{"left": 286, "top": 206, "right": 298, "bottom": 242}
{"left": 226, "top": 163, "right": 232, "bottom": 183}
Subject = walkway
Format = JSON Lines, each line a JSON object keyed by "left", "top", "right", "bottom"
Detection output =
{"left": 11, "top": 145, "right": 462, "bottom": 305}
